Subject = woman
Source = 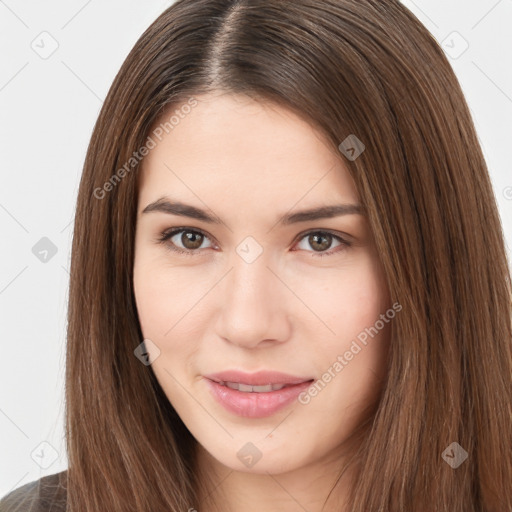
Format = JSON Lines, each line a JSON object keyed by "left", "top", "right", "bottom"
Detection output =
{"left": 2, "top": 0, "right": 511, "bottom": 510}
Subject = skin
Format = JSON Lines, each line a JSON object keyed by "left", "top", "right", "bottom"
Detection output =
{"left": 133, "top": 92, "right": 392, "bottom": 512}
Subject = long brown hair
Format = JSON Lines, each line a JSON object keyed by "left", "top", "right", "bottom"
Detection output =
{"left": 65, "top": 0, "right": 512, "bottom": 510}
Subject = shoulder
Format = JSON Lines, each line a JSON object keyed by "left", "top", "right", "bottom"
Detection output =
{"left": 0, "top": 470, "right": 67, "bottom": 512}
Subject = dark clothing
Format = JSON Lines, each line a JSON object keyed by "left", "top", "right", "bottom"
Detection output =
{"left": 0, "top": 470, "right": 67, "bottom": 512}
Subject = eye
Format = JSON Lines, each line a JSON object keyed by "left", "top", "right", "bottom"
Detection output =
{"left": 157, "top": 227, "right": 215, "bottom": 256}
{"left": 293, "top": 230, "right": 351, "bottom": 258}
{"left": 156, "top": 227, "right": 351, "bottom": 258}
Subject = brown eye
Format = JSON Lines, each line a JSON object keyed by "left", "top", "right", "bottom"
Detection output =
{"left": 295, "top": 230, "right": 350, "bottom": 258}
{"left": 179, "top": 231, "right": 204, "bottom": 250}
{"left": 308, "top": 233, "right": 332, "bottom": 251}
{"left": 157, "top": 228, "right": 214, "bottom": 255}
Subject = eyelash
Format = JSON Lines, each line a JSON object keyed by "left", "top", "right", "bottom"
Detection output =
{"left": 156, "top": 227, "right": 351, "bottom": 258}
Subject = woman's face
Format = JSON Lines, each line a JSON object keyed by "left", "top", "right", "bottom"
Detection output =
{"left": 133, "top": 92, "right": 392, "bottom": 476}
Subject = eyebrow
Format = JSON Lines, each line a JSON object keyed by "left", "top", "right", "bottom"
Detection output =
{"left": 141, "top": 196, "right": 364, "bottom": 225}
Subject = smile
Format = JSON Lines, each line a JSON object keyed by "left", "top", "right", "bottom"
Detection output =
{"left": 217, "top": 381, "right": 290, "bottom": 392}
{"left": 203, "top": 373, "right": 315, "bottom": 418}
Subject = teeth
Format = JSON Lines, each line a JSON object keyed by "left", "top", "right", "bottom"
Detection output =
{"left": 221, "top": 381, "right": 287, "bottom": 392}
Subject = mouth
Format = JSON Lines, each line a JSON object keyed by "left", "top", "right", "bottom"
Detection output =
{"left": 203, "top": 372, "right": 316, "bottom": 418}
{"left": 204, "top": 370, "right": 314, "bottom": 388}
{"left": 211, "top": 381, "right": 311, "bottom": 393}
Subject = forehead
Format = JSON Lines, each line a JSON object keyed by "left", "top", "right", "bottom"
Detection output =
{"left": 138, "top": 93, "right": 359, "bottom": 210}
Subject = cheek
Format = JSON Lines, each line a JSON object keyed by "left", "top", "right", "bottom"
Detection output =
{"left": 133, "top": 256, "right": 208, "bottom": 362}
{"left": 305, "top": 254, "right": 389, "bottom": 341}
{"left": 133, "top": 260, "right": 199, "bottom": 403}
{"left": 346, "top": 269, "right": 389, "bottom": 339}
{"left": 133, "top": 267, "right": 167, "bottom": 337}
{"left": 133, "top": 246, "right": 189, "bottom": 334}
{"left": 304, "top": 254, "right": 391, "bottom": 393}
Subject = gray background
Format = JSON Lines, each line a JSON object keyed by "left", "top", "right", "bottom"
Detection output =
{"left": 1, "top": 0, "right": 511, "bottom": 496}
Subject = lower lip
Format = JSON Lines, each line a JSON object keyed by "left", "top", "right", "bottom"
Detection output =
{"left": 204, "top": 378, "right": 314, "bottom": 418}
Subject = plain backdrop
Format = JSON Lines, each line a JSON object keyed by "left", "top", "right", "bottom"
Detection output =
{"left": 1, "top": 0, "right": 511, "bottom": 497}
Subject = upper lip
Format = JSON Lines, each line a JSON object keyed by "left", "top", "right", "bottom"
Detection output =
{"left": 204, "top": 370, "right": 314, "bottom": 386}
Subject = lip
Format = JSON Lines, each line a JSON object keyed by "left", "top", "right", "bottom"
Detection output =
{"left": 203, "top": 370, "right": 315, "bottom": 418}
{"left": 204, "top": 370, "right": 313, "bottom": 386}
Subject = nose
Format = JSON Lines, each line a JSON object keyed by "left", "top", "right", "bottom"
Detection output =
{"left": 214, "top": 254, "right": 292, "bottom": 349}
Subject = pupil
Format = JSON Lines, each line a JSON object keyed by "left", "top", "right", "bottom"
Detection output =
{"left": 183, "top": 231, "right": 202, "bottom": 249}
{"left": 310, "top": 233, "right": 331, "bottom": 251}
